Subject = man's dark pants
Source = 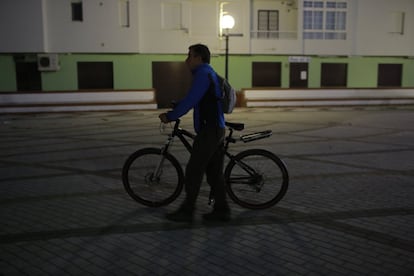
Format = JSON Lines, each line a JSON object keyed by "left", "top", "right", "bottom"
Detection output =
{"left": 183, "top": 126, "right": 227, "bottom": 211}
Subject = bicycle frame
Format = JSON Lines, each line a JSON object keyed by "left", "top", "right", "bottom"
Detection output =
{"left": 160, "top": 119, "right": 258, "bottom": 177}
{"left": 161, "top": 119, "right": 236, "bottom": 157}
{"left": 161, "top": 119, "right": 195, "bottom": 155}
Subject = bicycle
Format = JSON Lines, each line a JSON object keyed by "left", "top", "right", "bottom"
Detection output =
{"left": 122, "top": 119, "right": 289, "bottom": 209}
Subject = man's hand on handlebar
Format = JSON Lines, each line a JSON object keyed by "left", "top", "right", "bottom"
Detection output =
{"left": 159, "top": 113, "right": 170, "bottom": 123}
{"left": 159, "top": 101, "right": 177, "bottom": 123}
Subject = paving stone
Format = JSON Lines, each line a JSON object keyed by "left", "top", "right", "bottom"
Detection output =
{"left": 1, "top": 107, "right": 414, "bottom": 275}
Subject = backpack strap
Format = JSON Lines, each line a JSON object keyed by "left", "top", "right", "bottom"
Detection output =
{"left": 208, "top": 73, "right": 221, "bottom": 101}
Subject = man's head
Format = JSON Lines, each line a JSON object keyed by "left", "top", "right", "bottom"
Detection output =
{"left": 186, "top": 44, "right": 211, "bottom": 70}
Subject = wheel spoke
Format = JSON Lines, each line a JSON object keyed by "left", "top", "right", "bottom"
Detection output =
{"left": 225, "top": 149, "right": 288, "bottom": 209}
{"left": 122, "top": 148, "right": 184, "bottom": 207}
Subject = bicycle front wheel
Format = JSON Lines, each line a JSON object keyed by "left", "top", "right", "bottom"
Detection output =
{"left": 225, "top": 149, "right": 289, "bottom": 209}
{"left": 122, "top": 148, "right": 184, "bottom": 207}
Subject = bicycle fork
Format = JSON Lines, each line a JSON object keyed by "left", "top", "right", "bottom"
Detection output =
{"left": 150, "top": 134, "right": 174, "bottom": 183}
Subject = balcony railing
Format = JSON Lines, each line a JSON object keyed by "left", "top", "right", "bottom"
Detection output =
{"left": 251, "top": 31, "right": 298, "bottom": 40}
{"left": 251, "top": 31, "right": 347, "bottom": 40}
{"left": 303, "top": 31, "right": 347, "bottom": 40}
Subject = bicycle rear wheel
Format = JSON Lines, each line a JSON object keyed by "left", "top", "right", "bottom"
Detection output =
{"left": 122, "top": 148, "right": 184, "bottom": 207}
{"left": 225, "top": 149, "right": 289, "bottom": 209}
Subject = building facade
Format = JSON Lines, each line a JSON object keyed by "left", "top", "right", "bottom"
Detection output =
{"left": 0, "top": 0, "right": 413, "bottom": 96}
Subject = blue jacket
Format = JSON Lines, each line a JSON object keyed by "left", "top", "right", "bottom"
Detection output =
{"left": 166, "top": 63, "right": 225, "bottom": 133}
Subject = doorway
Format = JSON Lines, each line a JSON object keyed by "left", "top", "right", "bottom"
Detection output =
{"left": 377, "top": 64, "right": 402, "bottom": 87}
{"left": 77, "top": 62, "right": 114, "bottom": 90}
{"left": 289, "top": 63, "right": 308, "bottom": 88}
{"left": 152, "top": 62, "right": 192, "bottom": 108}
{"left": 252, "top": 62, "right": 282, "bottom": 87}
{"left": 15, "top": 62, "right": 42, "bottom": 91}
{"left": 321, "top": 63, "right": 347, "bottom": 87}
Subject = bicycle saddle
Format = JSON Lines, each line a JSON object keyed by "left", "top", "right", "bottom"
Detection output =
{"left": 225, "top": 122, "right": 245, "bottom": 131}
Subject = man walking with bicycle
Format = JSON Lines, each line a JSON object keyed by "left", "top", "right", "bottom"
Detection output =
{"left": 159, "top": 44, "right": 230, "bottom": 222}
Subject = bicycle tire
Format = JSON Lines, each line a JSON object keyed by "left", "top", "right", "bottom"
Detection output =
{"left": 122, "top": 148, "right": 184, "bottom": 207}
{"left": 225, "top": 149, "right": 289, "bottom": 209}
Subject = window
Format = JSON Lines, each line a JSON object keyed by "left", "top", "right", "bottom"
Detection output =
{"left": 326, "top": 11, "right": 346, "bottom": 30}
{"left": 258, "top": 10, "right": 279, "bottom": 38}
{"left": 303, "top": 10, "right": 324, "bottom": 39}
{"left": 321, "top": 63, "right": 347, "bottom": 87}
{"left": 71, "top": 2, "right": 83, "bottom": 22}
{"left": 378, "top": 64, "right": 402, "bottom": 87}
{"left": 252, "top": 62, "right": 282, "bottom": 87}
{"left": 119, "top": 0, "right": 130, "bottom": 27}
{"left": 303, "top": 0, "right": 347, "bottom": 40}
{"left": 303, "top": 10, "right": 323, "bottom": 30}
{"left": 389, "top": 12, "right": 405, "bottom": 34}
{"left": 77, "top": 62, "right": 114, "bottom": 90}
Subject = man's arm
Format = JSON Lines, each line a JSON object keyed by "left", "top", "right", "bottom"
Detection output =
{"left": 164, "top": 70, "right": 210, "bottom": 121}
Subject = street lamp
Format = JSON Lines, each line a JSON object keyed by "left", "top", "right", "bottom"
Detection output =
{"left": 220, "top": 15, "right": 243, "bottom": 79}
{"left": 221, "top": 14, "right": 235, "bottom": 30}
{"left": 221, "top": 15, "right": 235, "bottom": 80}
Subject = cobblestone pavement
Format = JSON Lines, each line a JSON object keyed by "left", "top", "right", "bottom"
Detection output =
{"left": 1, "top": 106, "right": 414, "bottom": 275}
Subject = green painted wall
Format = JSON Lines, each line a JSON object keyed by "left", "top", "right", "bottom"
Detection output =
{"left": 348, "top": 57, "right": 378, "bottom": 88}
{"left": 1, "top": 53, "right": 413, "bottom": 92}
{"left": 0, "top": 55, "right": 17, "bottom": 91}
{"left": 403, "top": 60, "right": 414, "bottom": 87}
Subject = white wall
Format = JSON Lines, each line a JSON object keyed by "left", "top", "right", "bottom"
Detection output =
{"left": 138, "top": 0, "right": 251, "bottom": 55}
{"left": 354, "top": 0, "right": 414, "bottom": 56}
{"left": 45, "top": 0, "right": 140, "bottom": 53}
{"left": 0, "top": 0, "right": 413, "bottom": 56}
{"left": 0, "top": 0, "right": 46, "bottom": 52}
{"left": 138, "top": 0, "right": 214, "bottom": 54}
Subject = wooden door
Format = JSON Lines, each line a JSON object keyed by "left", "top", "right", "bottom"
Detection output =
{"left": 15, "top": 62, "right": 41, "bottom": 91}
{"left": 252, "top": 62, "right": 281, "bottom": 87}
{"left": 152, "top": 62, "right": 192, "bottom": 108}
{"left": 289, "top": 63, "right": 308, "bottom": 88}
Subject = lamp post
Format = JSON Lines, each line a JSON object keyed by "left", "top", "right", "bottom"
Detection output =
{"left": 224, "top": 33, "right": 230, "bottom": 80}
{"left": 220, "top": 15, "right": 235, "bottom": 80}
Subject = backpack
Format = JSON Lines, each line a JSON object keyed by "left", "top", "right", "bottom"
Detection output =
{"left": 210, "top": 73, "right": 236, "bottom": 114}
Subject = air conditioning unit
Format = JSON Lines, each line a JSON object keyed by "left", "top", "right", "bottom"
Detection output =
{"left": 38, "top": 54, "right": 60, "bottom": 71}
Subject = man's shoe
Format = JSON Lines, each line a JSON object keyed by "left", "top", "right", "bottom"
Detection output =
{"left": 165, "top": 208, "right": 193, "bottom": 223}
{"left": 203, "top": 209, "right": 231, "bottom": 222}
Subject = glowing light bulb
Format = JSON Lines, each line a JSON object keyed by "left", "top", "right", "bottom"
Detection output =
{"left": 221, "top": 15, "right": 235, "bottom": 30}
